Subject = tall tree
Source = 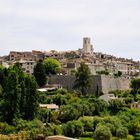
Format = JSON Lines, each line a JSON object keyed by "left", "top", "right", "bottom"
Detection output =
{"left": 74, "top": 63, "right": 91, "bottom": 95}
{"left": 24, "top": 75, "right": 39, "bottom": 120}
{"left": 3, "top": 70, "right": 21, "bottom": 124}
{"left": 43, "top": 58, "right": 61, "bottom": 75}
{"left": 33, "top": 60, "right": 47, "bottom": 87}
{"left": 0, "top": 66, "right": 6, "bottom": 89}
{"left": 131, "top": 78, "right": 140, "bottom": 92}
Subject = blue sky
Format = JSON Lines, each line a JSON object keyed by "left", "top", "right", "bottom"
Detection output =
{"left": 0, "top": 0, "right": 140, "bottom": 60}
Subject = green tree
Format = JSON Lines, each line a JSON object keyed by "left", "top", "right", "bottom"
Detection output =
{"left": 74, "top": 63, "right": 91, "bottom": 95}
{"left": 92, "top": 99, "right": 108, "bottom": 115}
{"left": 131, "top": 78, "right": 140, "bottom": 94}
{"left": 63, "top": 120, "right": 84, "bottom": 138}
{"left": 52, "top": 94, "right": 67, "bottom": 107}
{"left": 108, "top": 99, "right": 124, "bottom": 114}
{"left": 23, "top": 75, "right": 39, "bottom": 120}
{"left": 94, "top": 125, "right": 112, "bottom": 140}
{"left": 0, "top": 66, "right": 39, "bottom": 123}
{"left": 0, "top": 122, "right": 16, "bottom": 134}
{"left": 116, "top": 127, "right": 128, "bottom": 139}
{"left": 0, "top": 67, "right": 6, "bottom": 90}
{"left": 103, "top": 116, "right": 122, "bottom": 136}
{"left": 3, "top": 70, "right": 21, "bottom": 124}
{"left": 43, "top": 58, "right": 61, "bottom": 75}
{"left": 79, "top": 116, "right": 93, "bottom": 132}
{"left": 117, "top": 108, "right": 140, "bottom": 135}
{"left": 13, "top": 62, "right": 23, "bottom": 75}
{"left": 59, "top": 104, "right": 81, "bottom": 123}
{"left": 33, "top": 60, "right": 47, "bottom": 87}
{"left": 0, "top": 84, "right": 3, "bottom": 98}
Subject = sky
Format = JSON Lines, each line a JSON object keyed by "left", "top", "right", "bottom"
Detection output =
{"left": 0, "top": 0, "right": 140, "bottom": 60}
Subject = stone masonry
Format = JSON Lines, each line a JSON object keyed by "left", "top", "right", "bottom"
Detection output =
{"left": 48, "top": 75, "right": 130, "bottom": 94}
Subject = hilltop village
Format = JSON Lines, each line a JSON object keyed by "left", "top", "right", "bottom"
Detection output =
{"left": 0, "top": 37, "right": 140, "bottom": 77}
{"left": 1, "top": 38, "right": 140, "bottom": 140}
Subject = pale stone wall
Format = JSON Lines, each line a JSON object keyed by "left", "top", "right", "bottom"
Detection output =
{"left": 49, "top": 75, "right": 130, "bottom": 94}
{"left": 100, "top": 75, "right": 130, "bottom": 93}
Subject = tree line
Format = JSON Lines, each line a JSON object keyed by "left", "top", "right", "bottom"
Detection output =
{"left": 0, "top": 58, "right": 140, "bottom": 140}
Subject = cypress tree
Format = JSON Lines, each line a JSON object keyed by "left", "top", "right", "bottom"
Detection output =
{"left": 33, "top": 60, "right": 47, "bottom": 87}
{"left": 3, "top": 70, "right": 21, "bottom": 124}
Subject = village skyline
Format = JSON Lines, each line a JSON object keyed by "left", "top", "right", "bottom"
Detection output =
{"left": 0, "top": 0, "right": 140, "bottom": 60}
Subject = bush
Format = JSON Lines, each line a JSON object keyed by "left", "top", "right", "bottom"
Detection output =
{"left": 127, "top": 134, "right": 134, "bottom": 140}
{"left": 15, "top": 119, "right": 48, "bottom": 138}
{"left": 59, "top": 104, "right": 81, "bottom": 123}
{"left": 134, "top": 133, "right": 140, "bottom": 140}
{"left": 62, "top": 120, "right": 84, "bottom": 138}
{"left": 0, "top": 122, "right": 15, "bottom": 134}
{"left": 45, "top": 123, "right": 62, "bottom": 136}
{"left": 94, "top": 125, "right": 112, "bottom": 140}
{"left": 81, "top": 131, "right": 93, "bottom": 137}
{"left": 116, "top": 127, "right": 128, "bottom": 139}
{"left": 79, "top": 116, "right": 93, "bottom": 132}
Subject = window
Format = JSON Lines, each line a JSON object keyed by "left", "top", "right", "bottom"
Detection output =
{"left": 26, "top": 70, "right": 30, "bottom": 73}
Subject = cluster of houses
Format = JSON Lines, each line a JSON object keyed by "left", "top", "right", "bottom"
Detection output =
{"left": 0, "top": 38, "right": 140, "bottom": 140}
{"left": 0, "top": 37, "right": 139, "bottom": 77}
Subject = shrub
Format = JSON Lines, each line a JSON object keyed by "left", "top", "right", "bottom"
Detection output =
{"left": 62, "top": 120, "right": 84, "bottom": 138}
{"left": 81, "top": 131, "right": 93, "bottom": 137}
{"left": 79, "top": 116, "right": 93, "bottom": 132}
{"left": 0, "top": 122, "right": 15, "bottom": 134}
{"left": 116, "top": 127, "right": 128, "bottom": 139}
{"left": 94, "top": 125, "right": 112, "bottom": 140}
{"left": 127, "top": 134, "right": 134, "bottom": 140}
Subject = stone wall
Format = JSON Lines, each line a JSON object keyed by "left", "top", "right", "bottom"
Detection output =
{"left": 100, "top": 75, "right": 130, "bottom": 93}
{"left": 48, "top": 75, "right": 130, "bottom": 94}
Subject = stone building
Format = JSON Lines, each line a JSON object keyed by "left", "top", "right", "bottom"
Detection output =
{"left": 131, "top": 102, "right": 140, "bottom": 110}
{"left": 17, "top": 60, "right": 36, "bottom": 75}
{"left": 3, "top": 37, "right": 140, "bottom": 77}
{"left": 9, "top": 51, "right": 36, "bottom": 61}
{"left": 82, "top": 37, "right": 93, "bottom": 54}
{"left": 9, "top": 51, "right": 45, "bottom": 62}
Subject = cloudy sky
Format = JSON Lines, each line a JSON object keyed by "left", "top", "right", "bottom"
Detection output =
{"left": 0, "top": 0, "right": 140, "bottom": 60}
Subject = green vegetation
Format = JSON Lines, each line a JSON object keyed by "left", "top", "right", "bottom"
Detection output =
{"left": 114, "top": 71, "right": 122, "bottom": 77}
{"left": 43, "top": 58, "right": 61, "bottom": 75}
{"left": 1, "top": 63, "right": 140, "bottom": 139}
{"left": 33, "top": 60, "right": 47, "bottom": 87}
{"left": 74, "top": 63, "right": 91, "bottom": 95}
{"left": 96, "top": 70, "right": 109, "bottom": 75}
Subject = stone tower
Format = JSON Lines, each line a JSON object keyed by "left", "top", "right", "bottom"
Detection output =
{"left": 83, "top": 37, "right": 93, "bottom": 54}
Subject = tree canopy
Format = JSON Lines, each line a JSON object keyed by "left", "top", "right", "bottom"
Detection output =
{"left": 43, "top": 58, "right": 61, "bottom": 75}
{"left": 33, "top": 60, "right": 47, "bottom": 87}
{"left": 74, "top": 63, "right": 91, "bottom": 95}
{"left": 0, "top": 65, "right": 39, "bottom": 124}
{"left": 131, "top": 78, "right": 140, "bottom": 92}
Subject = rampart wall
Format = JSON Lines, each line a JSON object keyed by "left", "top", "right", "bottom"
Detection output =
{"left": 49, "top": 75, "right": 130, "bottom": 94}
